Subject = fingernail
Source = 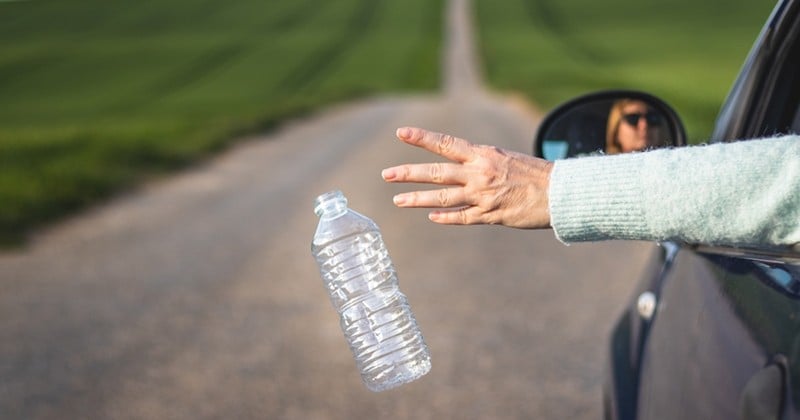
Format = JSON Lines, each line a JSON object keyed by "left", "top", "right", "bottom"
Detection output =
{"left": 393, "top": 195, "right": 406, "bottom": 205}
{"left": 381, "top": 168, "right": 395, "bottom": 180}
{"left": 396, "top": 127, "right": 411, "bottom": 139}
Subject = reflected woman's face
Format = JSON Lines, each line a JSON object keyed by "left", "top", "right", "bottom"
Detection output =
{"left": 617, "top": 101, "right": 659, "bottom": 152}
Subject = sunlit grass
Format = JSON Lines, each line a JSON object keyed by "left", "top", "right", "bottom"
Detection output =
{"left": 0, "top": 0, "right": 443, "bottom": 245}
{"left": 474, "top": 0, "right": 776, "bottom": 142}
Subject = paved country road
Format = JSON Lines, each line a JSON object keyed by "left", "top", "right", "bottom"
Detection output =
{"left": 0, "top": 0, "right": 654, "bottom": 418}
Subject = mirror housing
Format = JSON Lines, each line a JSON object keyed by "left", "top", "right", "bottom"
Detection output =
{"left": 533, "top": 90, "right": 687, "bottom": 160}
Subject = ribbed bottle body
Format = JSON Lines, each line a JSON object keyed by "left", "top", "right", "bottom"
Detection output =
{"left": 312, "top": 191, "right": 430, "bottom": 392}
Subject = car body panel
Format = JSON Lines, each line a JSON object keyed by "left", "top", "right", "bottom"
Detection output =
{"left": 636, "top": 252, "right": 785, "bottom": 419}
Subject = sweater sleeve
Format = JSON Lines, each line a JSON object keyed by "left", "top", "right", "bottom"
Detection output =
{"left": 548, "top": 135, "right": 800, "bottom": 248}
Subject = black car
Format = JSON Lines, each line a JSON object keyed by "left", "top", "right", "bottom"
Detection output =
{"left": 533, "top": 0, "right": 800, "bottom": 418}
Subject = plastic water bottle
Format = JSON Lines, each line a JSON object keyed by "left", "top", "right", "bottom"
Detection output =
{"left": 311, "top": 190, "right": 431, "bottom": 392}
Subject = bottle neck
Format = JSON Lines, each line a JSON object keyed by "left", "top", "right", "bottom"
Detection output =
{"left": 314, "top": 190, "right": 348, "bottom": 219}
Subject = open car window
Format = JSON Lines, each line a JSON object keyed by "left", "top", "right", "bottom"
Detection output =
{"left": 760, "top": 6, "right": 800, "bottom": 136}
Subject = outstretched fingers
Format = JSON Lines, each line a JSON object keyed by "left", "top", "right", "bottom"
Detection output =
{"left": 395, "top": 127, "right": 475, "bottom": 163}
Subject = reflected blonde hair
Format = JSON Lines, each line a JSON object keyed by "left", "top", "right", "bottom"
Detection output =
{"left": 606, "top": 99, "right": 639, "bottom": 155}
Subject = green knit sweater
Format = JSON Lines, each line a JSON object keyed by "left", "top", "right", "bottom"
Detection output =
{"left": 549, "top": 135, "right": 800, "bottom": 248}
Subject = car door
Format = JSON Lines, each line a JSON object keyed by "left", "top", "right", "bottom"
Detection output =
{"left": 634, "top": 0, "right": 800, "bottom": 419}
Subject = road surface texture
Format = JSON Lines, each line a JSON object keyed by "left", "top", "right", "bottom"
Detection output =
{"left": 0, "top": 0, "right": 654, "bottom": 418}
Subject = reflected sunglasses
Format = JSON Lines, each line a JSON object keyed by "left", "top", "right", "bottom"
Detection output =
{"left": 621, "top": 112, "right": 661, "bottom": 126}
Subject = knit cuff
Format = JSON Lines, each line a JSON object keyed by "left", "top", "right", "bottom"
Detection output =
{"left": 548, "top": 153, "right": 650, "bottom": 244}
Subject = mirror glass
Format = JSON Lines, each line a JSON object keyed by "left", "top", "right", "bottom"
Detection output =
{"left": 539, "top": 97, "right": 676, "bottom": 160}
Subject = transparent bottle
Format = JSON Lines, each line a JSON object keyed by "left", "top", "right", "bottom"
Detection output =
{"left": 311, "top": 190, "right": 431, "bottom": 392}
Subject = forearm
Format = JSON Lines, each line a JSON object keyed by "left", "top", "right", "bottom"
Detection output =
{"left": 548, "top": 135, "right": 800, "bottom": 247}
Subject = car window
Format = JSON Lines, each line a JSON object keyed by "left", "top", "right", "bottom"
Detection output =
{"left": 760, "top": 10, "right": 800, "bottom": 136}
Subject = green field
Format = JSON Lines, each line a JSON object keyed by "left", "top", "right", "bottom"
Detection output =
{"left": 474, "top": 0, "right": 776, "bottom": 141}
{"left": 0, "top": 0, "right": 443, "bottom": 245}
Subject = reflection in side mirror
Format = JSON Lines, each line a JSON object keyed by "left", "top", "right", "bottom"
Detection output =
{"left": 534, "top": 90, "right": 687, "bottom": 160}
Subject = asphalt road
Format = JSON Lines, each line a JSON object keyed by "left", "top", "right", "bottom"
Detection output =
{"left": 0, "top": 0, "right": 654, "bottom": 418}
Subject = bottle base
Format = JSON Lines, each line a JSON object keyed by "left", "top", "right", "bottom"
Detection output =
{"left": 363, "top": 357, "right": 432, "bottom": 392}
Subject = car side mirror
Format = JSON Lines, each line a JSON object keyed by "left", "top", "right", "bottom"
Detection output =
{"left": 533, "top": 90, "right": 687, "bottom": 160}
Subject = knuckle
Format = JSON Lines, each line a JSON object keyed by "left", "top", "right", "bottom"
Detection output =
{"left": 477, "top": 168, "right": 496, "bottom": 186}
{"left": 478, "top": 162, "right": 504, "bottom": 185}
{"left": 396, "top": 165, "right": 411, "bottom": 180}
{"left": 479, "top": 144, "right": 504, "bottom": 156}
{"left": 429, "top": 162, "right": 444, "bottom": 183}
{"left": 437, "top": 134, "right": 456, "bottom": 154}
{"left": 459, "top": 208, "right": 469, "bottom": 225}
{"left": 437, "top": 189, "right": 450, "bottom": 207}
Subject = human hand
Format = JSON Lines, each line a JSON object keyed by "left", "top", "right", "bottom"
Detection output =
{"left": 381, "top": 127, "right": 553, "bottom": 229}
